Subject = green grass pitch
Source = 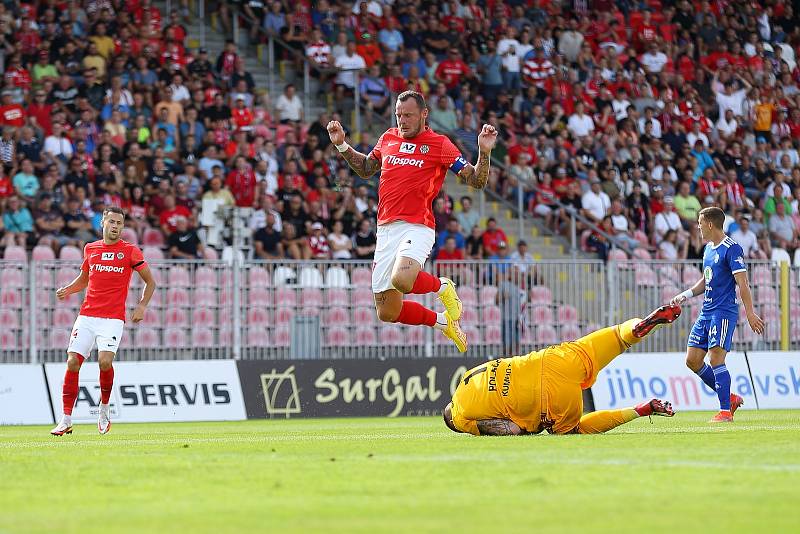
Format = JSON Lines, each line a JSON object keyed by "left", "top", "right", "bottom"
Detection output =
{"left": 2, "top": 411, "right": 799, "bottom": 533}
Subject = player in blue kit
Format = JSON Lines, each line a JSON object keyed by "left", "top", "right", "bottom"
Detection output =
{"left": 671, "top": 207, "right": 765, "bottom": 422}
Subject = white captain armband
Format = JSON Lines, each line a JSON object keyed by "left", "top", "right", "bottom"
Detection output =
{"left": 450, "top": 155, "right": 469, "bottom": 173}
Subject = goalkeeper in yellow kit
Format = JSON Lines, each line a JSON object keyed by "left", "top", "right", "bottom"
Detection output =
{"left": 443, "top": 304, "right": 682, "bottom": 436}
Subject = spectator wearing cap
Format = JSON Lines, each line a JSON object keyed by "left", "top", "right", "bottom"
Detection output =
{"left": 307, "top": 221, "right": 331, "bottom": 259}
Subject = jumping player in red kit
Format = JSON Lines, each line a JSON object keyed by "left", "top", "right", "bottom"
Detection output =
{"left": 50, "top": 207, "right": 157, "bottom": 436}
{"left": 328, "top": 90, "right": 497, "bottom": 352}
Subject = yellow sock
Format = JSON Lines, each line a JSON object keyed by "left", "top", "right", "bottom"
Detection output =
{"left": 577, "top": 409, "right": 638, "bottom": 434}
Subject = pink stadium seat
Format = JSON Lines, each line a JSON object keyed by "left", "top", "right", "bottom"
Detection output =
{"left": 0, "top": 308, "right": 19, "bottom": 329}
{"left": 53, "top": 308, "right": 74, "bottom": 328}
{"left": 141, "top": 307, "right": 161, "bottom": 327}
{"left": 557, "top": 305, "right": 578, "bottom": 324}
{"left": 482, "top": 304, "right": 501, "bottom": 324}
{"left": 752, "top": 265, "right": 772, "bottom": 286}
{"left": 579, "top": 229, "right": 592, "bottom": 252}
{"left": 326, "top": 326, "right": 351, "bottom": 346}
{"left": 352, "top": 287, "right": 374, "bottom": 307}
{"left": 560, "top": 323, "right": 582, "bottom": 341}
{"left": 735, "top": 324, "right": 757, "bottom": 343}
{"left": 379, "top": 326, "right": 404, "bottom": 345}
{"left": 167, "top": 288, "right": 190, "bottom": 307}
{"left": 479, "top": 286, "right": 498, "bottom": 303}
{"left": 57, "top": 246, "right": 81, "bottom": 261}
{"left": 632, "top": 248, "right": 652, "bottom": 260}
{"left": 275, "top": 307, "right": 294, "bottom": 326}
{"left": 759, "top": 305, "right": 779, "bottom": 323}
{"left": 463, "top": 325, "right": 481, "bottom": 345}
{"left": 323, "top": 306, "right": 349, "bottom": 326}
{"left": 164, "top": 328, "right": 188, "bottom": 347}
{"left": 484, "top": 325, "right": 502, "bottom": 344}
{"left": 195, "top": 266, "right": 217, "bottom": 287}
{"left": 165, "top": 308, "right": 189, "bottom": 327}
{"left": 55, "top": 267, "right": 76, "bottom": 287}
{"left": 134, "top": 327, "right": 160, "bottom": 348}
{"left": 0, "top": 268, "right": 24, "bottom": 287}
{"left": 461, "top": 307, "right": 479, "bottom": 325}
{"left": 529, "top": 304, "right": 554, "bottom": 325}
{"left": 219, "top": 325, "right": 232, "bottom": 345}
{"left": 192, "top": 328, "right": 215, "bottom": 347}
{"left": 192, "top": 307, "right": 216, "bottom": 326}
{"left": 32, "top": 245, "right": 55, "bottom": 261}
{"left": 142, "top": 228, "right": 166, "bottom": 247}
{"left": 458, "top": 286, "right": 477, "bottom": 305}
{"left": 168, "top": 266, "right": 191, "bottom": 287}
{"left": 353, "top": 306, "right": 377, "bottom": 325}
{"left": 634, "top": 265, "right": 658, "bottom": 287}
{"left": 300, "top": 288, "right": 324, "bottom": 308}
{"left": 682, "top": 266, "right": 702, "bottom": 285}
{"left": 203, "top": 247, "right": 219, "bottom": 260}
{"left": 536, "top": 325, "right": 558, "bottom": 345}
{"left": 247, "top": 307, "right": 271, "bottom": 326}
{"left": 0, "top": 330, "right": 17, "bottom": 349}
{"left": 326, "top": 288, "right": 349, "bottom": 307}
{"left": 275, "top": 287, "right": 297, "bottom": 307}
{"left": 120, "top": 227, "right": 138, "bottom": 244}
{"left": 608, "top": 248, "right": 629, "bottom": 262}
{"left": 248, "top": 287, "right": 272, "bottom": 308}
{"left": 193, "top": 288, "right": 217, "bottom": 307}
{"left": 756, "top": 287, "right": 778, "bottom": 305}
{"left": 247, "top": 328, "right": 271, "bottom": 347}
{"left": 354, "top": 326, "right": 377, "bottom": 345}
{"left": 143, "top": 246, "right": 164, "bottom": 260}
{"left": 273, "top": 326, "right": 291, "bottom": 346}
{"left": 765, "top": 321, "right": 780, "bottom": 342}
{"left": 248, "top": 266, "right": 271, "bottom": 287}
{"left": 791, "top": 322, "right": 800, "bottom": 342}
{"left": 657, "top": 265, "right": 680, "bottom": 283}
{"left": 529, "top": 286, "right": 553, "bottom": 305}
{"left": 325, "top": 266, "right": 350, "bottom": 287}
{"left": 3, "top": 246, "right": 26, "bottom": 261}
{"left": 633, "top": 230, "right": 650, "bottom": 248}
{"left": 1, "top": 289, "right": 22, "bottom": 308}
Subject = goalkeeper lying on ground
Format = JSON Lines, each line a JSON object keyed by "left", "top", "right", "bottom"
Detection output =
{"left": 443, "top": 304, "right": 682, "bottom": 436}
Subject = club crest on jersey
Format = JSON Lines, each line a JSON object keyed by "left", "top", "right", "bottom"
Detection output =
{"left": 704, "top": 266, "right": 713, "bottom": 283}
{"left": 399, "top": 142, "right": 416, "bottom": 154}
{"left": 713, "top": 253, "right": 719, "bottom": 264}
{"left": 101, "top": 252, "right": 115, "bottom": 261}
{"left": 117, "top": 252, "right": 124, "bottom": 260}
{"left": 420, "top": 144, "right": 429, "bottom": 154}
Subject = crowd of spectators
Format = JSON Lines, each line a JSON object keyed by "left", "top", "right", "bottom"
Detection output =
{"left": 2, "top": 0, "right": 800, "bottom": 268}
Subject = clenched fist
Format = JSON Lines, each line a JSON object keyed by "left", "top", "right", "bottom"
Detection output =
{"left": 327, "top": 121, "right": 346, "bottom": 146}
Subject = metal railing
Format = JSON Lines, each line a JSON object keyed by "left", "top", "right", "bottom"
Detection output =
{"left": 2, "top": 258, "right": 794, "bottom": 363}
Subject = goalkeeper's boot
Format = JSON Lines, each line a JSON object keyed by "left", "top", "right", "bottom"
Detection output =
{"left": 51, "top": 416, "right": 73, "bottom": 436}
{"left": 710, "top": 410, "right": 734, "bottom": 423}
{"left": 437, "top": 277, "right": 463, "bottom": 321}
{"left": 730, "top": 394, "right": 744, "bottom": 416}
{"left": 98, "top": 403, "right": 112, "bottom": 435}
{"left": 440, "top": 311, "right": 468, "bottom": 353}
{"left": 634, "top": 398, "right": 675, "bottom": 418}
{"left": 632, "top": 304, "right": 682, "bottom": 338}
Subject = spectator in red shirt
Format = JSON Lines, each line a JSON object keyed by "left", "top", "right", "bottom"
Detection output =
{"left": 231, "top": 97, "right": 254, "bottom": 129}
{"left": 507, "top": 133, "right": 538, "bottom": 165}
{"left": 226, "top": 156, "right": 258, "bottom": 207}
{"left": 481, "top": 217, "right": 508, "bottom": 258}
{"left": 435, "top": 48, "right": 474, "bottom": 95}
{"left": 0, "top": 91, "right": 25, "bottom": 128}
{"left": 158, "top": 194, "right": 192, "bottom": 235}
{"left": 307, "top": 222, "right": 331, "bottom": 259}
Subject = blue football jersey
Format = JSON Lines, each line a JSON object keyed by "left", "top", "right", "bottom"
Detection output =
{"left": 700, "top": 236, "right": 746, "bottom": 317}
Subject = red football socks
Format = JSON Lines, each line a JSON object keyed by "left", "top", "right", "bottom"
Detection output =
{"left": 62, "top": 370, "right": 80, "bottom": 416}
{"left": 410, "top": 271, "right": 441, "bottom": 294}
{"left": 100, "top": 367, "right": 114, "bottom": 404}
{"left": 395, "top": 300, "right": 437, "bottom": 327}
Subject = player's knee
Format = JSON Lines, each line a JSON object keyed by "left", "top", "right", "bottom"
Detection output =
{"left": 98, "top": 355, "right": 114, "bottom": 371}
{"left": 66, "top": 353, "right": 83, "bottom": 372}
{"left": 390, "top": 274, "right": 413, "bottom": 294}
{"left": 376, "top": 306, "right": 400, "bottom": 323}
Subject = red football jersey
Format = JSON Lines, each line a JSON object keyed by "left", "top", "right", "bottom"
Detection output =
{"left": 369, "top": 127, "right": 465, "bottom": 229}
{"left": 79, "top": 240, "right": 147, "bottom": 321}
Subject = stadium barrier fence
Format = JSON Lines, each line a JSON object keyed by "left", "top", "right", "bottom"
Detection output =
{"left": 0, "top": 259, "right": 795, "bottom": 364}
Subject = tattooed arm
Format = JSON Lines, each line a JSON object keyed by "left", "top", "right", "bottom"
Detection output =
{"left": 476, "top": 418, "right": 527, "bottom": 436}
{"left": 341, "top": 147, "right": 381, "bottom": 179}
{"left": 456, "top": 124, "right": 498, "bottom": 189}
{"left": 327, "top": 120, "right": 381, "bottom": 179}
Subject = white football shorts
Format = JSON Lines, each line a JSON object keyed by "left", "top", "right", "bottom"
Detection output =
{"left": 372, "top": 221, "right": 436, "bottom": 293}
{"left": 67, "top": 315, "right": 125, "bottom": 356}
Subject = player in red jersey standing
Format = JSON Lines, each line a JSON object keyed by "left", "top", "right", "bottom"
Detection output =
{"left": 50, "top": 207, "right": 157, "bottom": 436}
{"left": 327, "top": 90, "right": 497, "bottom": 352}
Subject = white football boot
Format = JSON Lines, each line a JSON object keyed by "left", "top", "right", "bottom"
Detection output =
{"left": 51, "top": 416, "right": 73, "bottom": 436}
{"left": 98, "top": 403, "right": 112, "bottom": 434}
